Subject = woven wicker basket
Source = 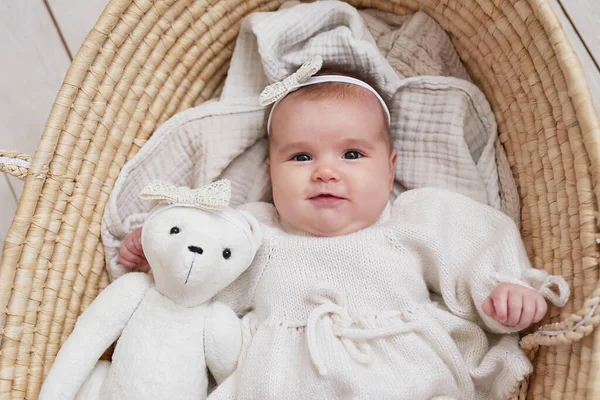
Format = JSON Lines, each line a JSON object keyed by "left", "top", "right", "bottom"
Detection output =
{"left": 0, "top": 0, "right": 598, "bottom": 398}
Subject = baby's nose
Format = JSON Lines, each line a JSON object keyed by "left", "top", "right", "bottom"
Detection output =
{"left": 312, "top": 163, "right": 340, "bottom": 182}
{"left": 188, "top": 245, "right": 204, "bottom": 255}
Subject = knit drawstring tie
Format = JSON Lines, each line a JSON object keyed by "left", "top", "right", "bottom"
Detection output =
{"left": 306, "top": 285, "right": 420, "bottom": 376}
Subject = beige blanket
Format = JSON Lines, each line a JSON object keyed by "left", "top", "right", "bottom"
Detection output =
{"left": 101, "top": 0, "right": 519, "bottom": 281}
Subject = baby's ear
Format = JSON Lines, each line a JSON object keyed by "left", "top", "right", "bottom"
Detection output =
{"left": 389, "top": 149, "right": 398, "bottom": 190}
{"left": 240, "top": 210, "right": 263, "bottom": 256}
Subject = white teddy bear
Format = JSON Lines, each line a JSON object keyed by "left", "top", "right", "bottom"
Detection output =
{"left": 39, "top": 179, "right": 261, "bottom": 400}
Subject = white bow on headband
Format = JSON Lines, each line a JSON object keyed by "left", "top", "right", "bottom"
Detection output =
{"left": 259, "top": 56, "right": 324, "bottom": 106}
{"left": 140, "top": 179, "right": 231, "bottom": 210}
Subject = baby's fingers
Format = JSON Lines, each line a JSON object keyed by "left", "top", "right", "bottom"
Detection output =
{"left": 119, "top": 229, "right": 147, "bottom": 267}
{"left": 533, "top": 296, "right": 548, "bottom": 324}
{"left": 119, "top": 244, "right": 141, "bottom": 265}
{"left": 119, "top": 243, "right": 147, "bottom": 271}
{"left": 506, "top": 292, "right": 523, "bottom": 326}
{"left": 119, "top": 249, "right": 150, "bottom": 272}
{"left": 492, "top": 289, "right": 509, "bottom": 323}
{"left": 516, "top": 297, "right": 537, "bottom": 331}
{"left": 482, "top": 297, "right": 495, "bottom": 319}
{"left": 135, "top": 259, "right": 150, "bottom": 273}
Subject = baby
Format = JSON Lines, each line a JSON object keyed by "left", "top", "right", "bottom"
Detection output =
{"left": 119, "top": 59, "right": 568, "bottom": 399}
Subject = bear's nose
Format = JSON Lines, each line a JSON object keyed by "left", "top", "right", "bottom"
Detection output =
{"left": 188, "top": 245, "right": 204, "bottom": 255}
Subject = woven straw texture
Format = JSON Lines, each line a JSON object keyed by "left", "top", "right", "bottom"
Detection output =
{"left": 0, "top": 0, "right": 598, "bottom": 398}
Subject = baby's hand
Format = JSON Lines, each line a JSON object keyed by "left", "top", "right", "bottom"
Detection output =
{"left": 482, "top": 283, "right": 547, "bottom": 331}
{"left": 118, "top": 227, "right": 150, "bottom": 273}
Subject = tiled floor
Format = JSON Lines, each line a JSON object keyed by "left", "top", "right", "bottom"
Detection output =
{"left": 1, "top": 0, "right": 599, "bottom": 259}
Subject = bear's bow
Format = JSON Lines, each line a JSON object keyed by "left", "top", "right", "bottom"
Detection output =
{"left": 140, "top": 179, "right": 231, "bottom": 210}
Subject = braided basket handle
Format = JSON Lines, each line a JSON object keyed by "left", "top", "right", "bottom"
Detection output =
{"left": 0, "top": 149, "right": 33, "bottom": 181}
{"left": 521, "top": 287, "right": 600, "bottom": 350}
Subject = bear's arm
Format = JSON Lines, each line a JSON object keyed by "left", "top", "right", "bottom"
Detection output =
{"left": 204, "top": 301, "right": 242, "bottom": 385}
{"left": 39, "top": 272, "right": 153, "bottom": 399}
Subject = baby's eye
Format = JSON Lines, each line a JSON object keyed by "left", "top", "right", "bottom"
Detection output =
{"left": 222, "top": 248, "right": 232, "bottom": 259}
{"left": 170, "top": 226, "right": 180, "bottom": 235}
{"left": 292, "top": 153, "right": 312, "bottom": 162}
{"left": 343, "top": 150, "right": 364, "bottom": 160}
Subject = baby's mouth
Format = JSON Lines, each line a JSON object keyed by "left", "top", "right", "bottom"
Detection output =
{"left": 309, "top": 193, "right": 346, "bottom": 204}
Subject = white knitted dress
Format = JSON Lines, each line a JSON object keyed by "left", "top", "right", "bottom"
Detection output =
{"left": 212, "top": 188, "right": 569, "bottom": 400}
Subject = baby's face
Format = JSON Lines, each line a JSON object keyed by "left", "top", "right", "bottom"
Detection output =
{"left": 268, "top": 89, "right": 397, "bottom": 236}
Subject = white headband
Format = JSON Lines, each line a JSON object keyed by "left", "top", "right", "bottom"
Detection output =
{"left": 258, "top": 56, "right": 391, "bottom": 135}
{"left": 265, "top": 75, "right": 391, "bottom": 135}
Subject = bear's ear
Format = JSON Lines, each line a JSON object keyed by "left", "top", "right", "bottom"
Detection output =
{"left": 240, "top": 210, "right": 263, "bottom": 256}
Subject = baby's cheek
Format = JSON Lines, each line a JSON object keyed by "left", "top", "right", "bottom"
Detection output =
{"left": 362, "top": 174, "right": 393, "bottom": 212}
{"left": 272, "top": 195, "right": 296, "bottom": 223}
{"left": 360, "top": 166, "right": 391, "bottom": 194}
{"left": 272, "top": 177, "right": 299, "bottom": 206}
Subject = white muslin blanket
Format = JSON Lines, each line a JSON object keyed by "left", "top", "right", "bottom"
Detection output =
{"left": 101, "top": 0, "right": 519, "bottom": 281}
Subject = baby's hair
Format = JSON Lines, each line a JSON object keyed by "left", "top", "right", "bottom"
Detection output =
{"left": 297, "top": 64, "right": 393, "bottom": 115}
{"left": 264, "top": 63, "right": 394, "bottom": 151}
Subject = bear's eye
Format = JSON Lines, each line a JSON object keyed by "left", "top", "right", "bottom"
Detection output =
{"left": 170, "top": 227, "right": 180, "bottom": 235}
{"left": 222, "top": 248, "right": 231, "bottom": 260}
